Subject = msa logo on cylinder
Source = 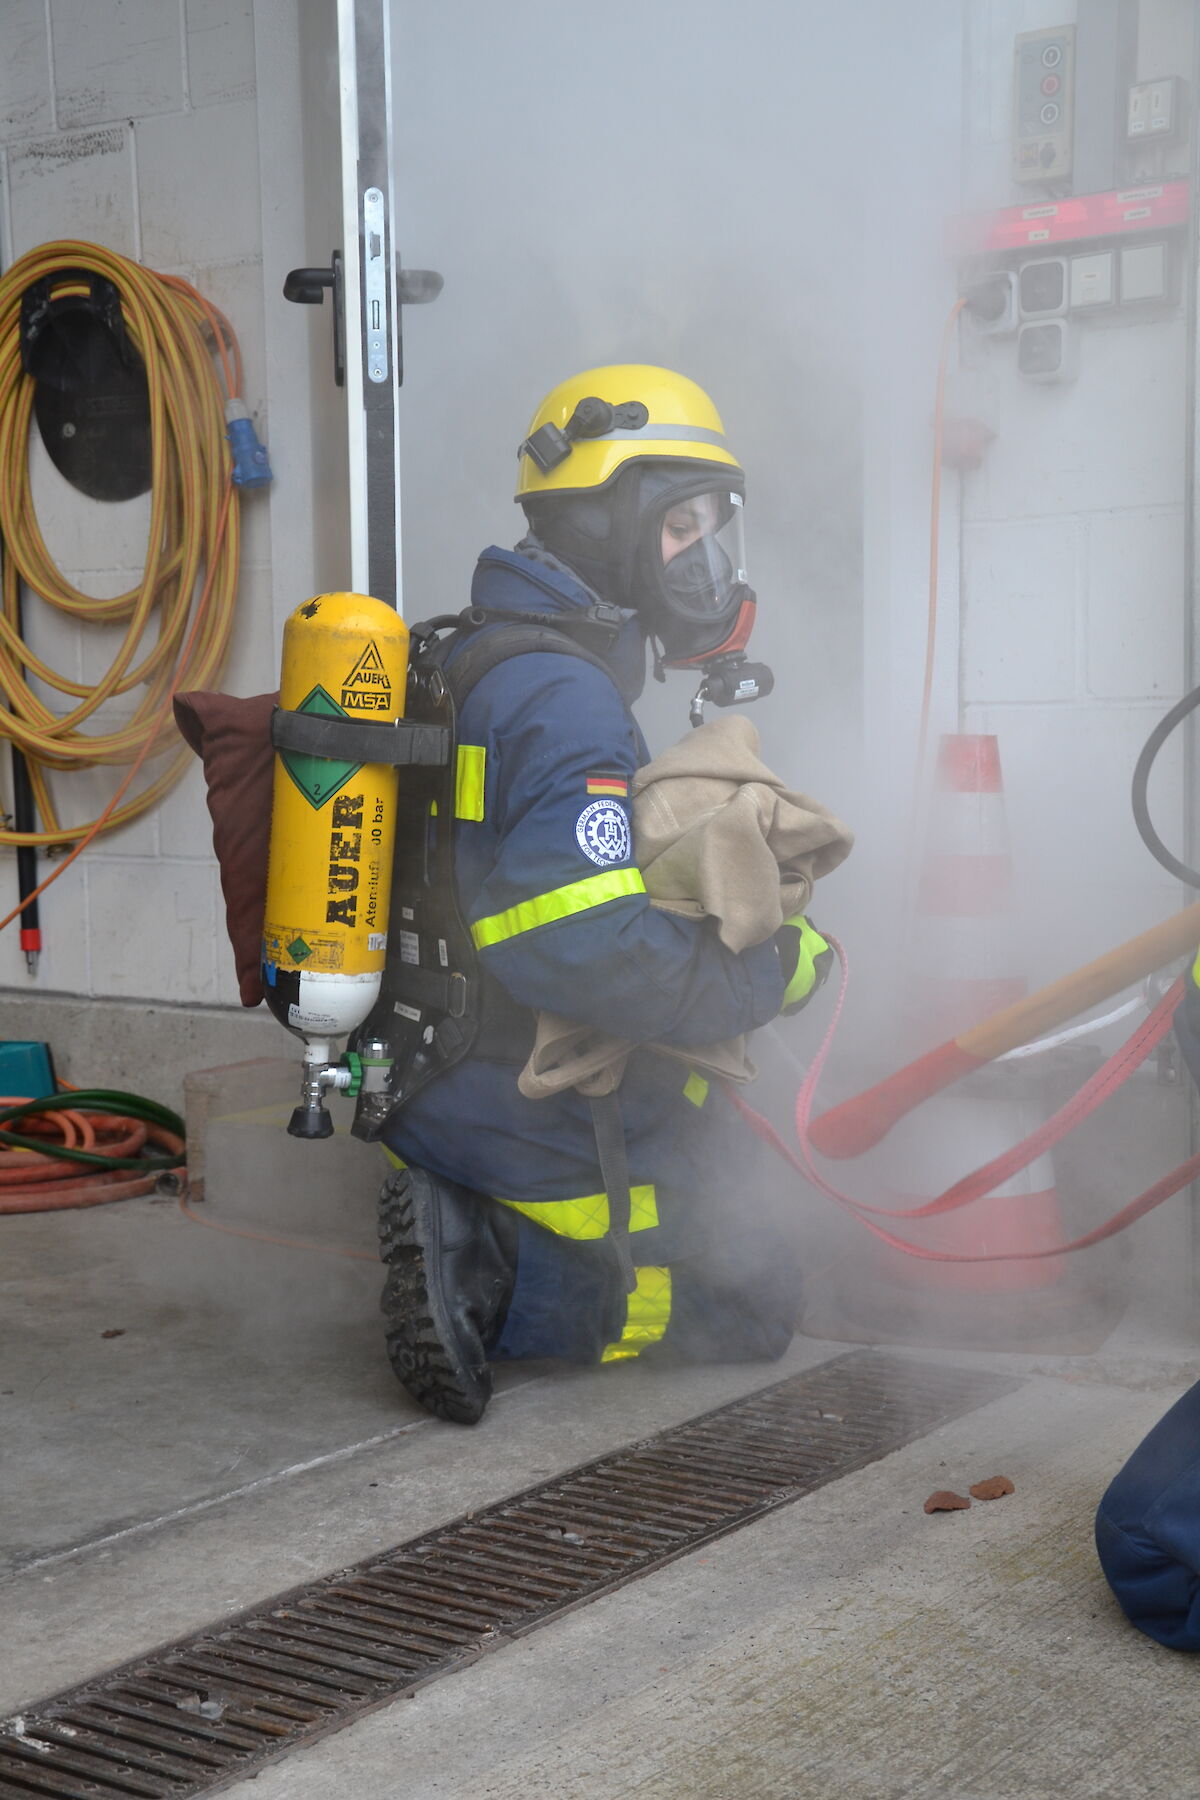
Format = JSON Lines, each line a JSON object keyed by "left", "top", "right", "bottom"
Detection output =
{"left": 341, "top": 640, "right": 392, "bottom": 711}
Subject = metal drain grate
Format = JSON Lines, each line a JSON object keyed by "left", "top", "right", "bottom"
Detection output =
{"left": 1, "top": 1351, "right": 1015, "bottom": 1799}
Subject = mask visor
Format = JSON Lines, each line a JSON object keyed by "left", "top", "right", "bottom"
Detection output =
{"left": 659, "top": 491, "right": 747, "bottom": 621}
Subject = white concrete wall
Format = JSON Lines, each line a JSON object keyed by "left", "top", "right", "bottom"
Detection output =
{"left": 0, "top": 1, "right": 331, "bottom": 1083}
{"left": 955, "top": 0, "right": 1194, "bottom": 987}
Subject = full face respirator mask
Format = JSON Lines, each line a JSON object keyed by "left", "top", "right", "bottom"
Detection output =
{"left": 628, "top": 469, "right": 772, "bottom": 724}
{"left": 631, "top": 472, "right": 754, "bottom": 662}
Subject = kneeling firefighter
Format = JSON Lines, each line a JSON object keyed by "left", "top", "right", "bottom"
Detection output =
{"left": 377, "top": 364, "right": 837, "bottom": 1423}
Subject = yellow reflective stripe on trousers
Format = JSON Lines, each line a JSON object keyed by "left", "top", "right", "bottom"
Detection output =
{"left": 455, "top": 744, "right": 486, "bottom": 821}
{"left": 1192, "top": 944, "right": 1200, "bottom": 988}
{"left": 497, "top": 1183, "right": 659, "bottom": 1240}
{"left": 683, "top": 1071, "right": 709, "bottom": 1107}
{"left": 471, "top": 867, "right": 645, "bottom": 950}
{"left": 601, "top": 1266, "right": 672, "bottom": 1362}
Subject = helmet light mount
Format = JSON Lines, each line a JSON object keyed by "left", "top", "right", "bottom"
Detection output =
{"left": 520, "top": 395, "right": 650, "bottom": 475}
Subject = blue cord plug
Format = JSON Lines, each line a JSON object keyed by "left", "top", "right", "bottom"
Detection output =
{"left": 225, "top": 399, "right": 273, "bottom": 488}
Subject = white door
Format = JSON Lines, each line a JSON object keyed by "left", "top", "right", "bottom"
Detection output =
{"left": 283, "top": 0, "right": 407, "bottom": 612}
{"left": 336, "top": 0, "right": 403, "bottom": 609}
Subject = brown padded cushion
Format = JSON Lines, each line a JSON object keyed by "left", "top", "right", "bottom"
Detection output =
{"left": 174, "top": 690, "right": 277, "bottom": 1007}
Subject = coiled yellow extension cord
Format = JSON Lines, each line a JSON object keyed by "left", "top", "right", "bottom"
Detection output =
{"left": 0, "top": 240, "right": 243, "bottom": 882}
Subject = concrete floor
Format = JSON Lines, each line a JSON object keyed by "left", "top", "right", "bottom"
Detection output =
{"left": 4, "top": 1080, "right": 1200, "bottom": 1799}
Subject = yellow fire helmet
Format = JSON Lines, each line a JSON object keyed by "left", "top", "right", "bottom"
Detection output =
{"left": 515, "top": 363, "right": 743, "bottom": 501}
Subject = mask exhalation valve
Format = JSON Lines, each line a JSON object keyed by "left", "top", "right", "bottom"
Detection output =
{"left": 688, "top": 655, "right": 774, "bottom": 727}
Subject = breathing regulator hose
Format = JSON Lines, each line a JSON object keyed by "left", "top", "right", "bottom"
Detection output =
{"left": 1131, "top": 684, "right": 1200, "bottom": 889}
{"left": 0, "top": 239, "right": 246, "bottom": 877}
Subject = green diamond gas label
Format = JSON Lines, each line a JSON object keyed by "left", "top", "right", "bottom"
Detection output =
{"left": 280, "top": 684, "right": 363, "bottom": 809}
{"left": 262, "top": 928, "right": 346, "bottom": 973}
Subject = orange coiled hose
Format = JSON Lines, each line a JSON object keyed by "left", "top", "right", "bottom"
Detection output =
{"left": 0, "top": 1111, "right": 147, "bottom": 1184}
{"left": 0, "top": 1093, "right": 183, "bottom": 1213}
{"left": 0, "top": 239, "right": 243, "bottom": 855}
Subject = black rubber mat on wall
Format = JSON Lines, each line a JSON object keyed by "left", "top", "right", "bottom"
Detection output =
{"left": 0, "top": 1350, "right": 1016, "bottom": 1799}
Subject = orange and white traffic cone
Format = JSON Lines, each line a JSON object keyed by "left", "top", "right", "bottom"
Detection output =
{"left": 889, "top": 733, "right": 1062, "bottom": 1294}
{"left": 908, "top": 733, "right": 1027, "bottom": 1046}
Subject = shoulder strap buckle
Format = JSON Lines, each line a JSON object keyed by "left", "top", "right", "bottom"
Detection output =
{"left": 455, "top": 603, "right": 621, "bottom": 652}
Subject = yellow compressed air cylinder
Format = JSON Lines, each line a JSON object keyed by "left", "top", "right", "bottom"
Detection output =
{"left": 261, "top": 591, "right": 409, "bottom": 1043}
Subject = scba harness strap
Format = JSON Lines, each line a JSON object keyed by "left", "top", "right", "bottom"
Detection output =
{"left": 343, "top": 605, "right": 640, "bottom": 1291}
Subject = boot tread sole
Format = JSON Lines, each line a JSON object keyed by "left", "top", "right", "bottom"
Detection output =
{"left": 377, "top": 1168, "right": 492, "bottom": 1426}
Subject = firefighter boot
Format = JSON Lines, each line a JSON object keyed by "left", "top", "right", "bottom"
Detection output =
{"left": 378, "top": 1164, "right": 517, "bottom": 1424}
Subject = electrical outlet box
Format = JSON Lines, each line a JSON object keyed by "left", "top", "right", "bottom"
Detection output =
{"left": 1127, "top": 77, "right": 1183, "bottom": 140}
{"left": 1013, "top": 25, "right": 1075, "bottom": 184}
{"left": 1017, "top": 319, "right": 1078, "bottom": 382}
{"left": 963, "top": 271, "right": 1018, "bottom": 334}
{"left": 1119, "top": 240, "right": 1168, "bottom": 303}
{"left": 1069, "top": 251, "right": 1114, "bottom": 308}
{"left": 1018, "top": 257, "right": 1068, "bottom": 318}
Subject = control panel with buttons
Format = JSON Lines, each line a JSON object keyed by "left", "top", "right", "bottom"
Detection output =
{"left": 1013, "top": 25, "right": 1075, "bottom": 185}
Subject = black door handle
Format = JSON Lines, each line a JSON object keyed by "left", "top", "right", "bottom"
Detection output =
{"left": 283, "top": 250, "right": 442, "bottom": 390}
{"left": 283, "top": 265, "right": 336, "bottom": 304}
{"left": 284, "top": 251, "right": 346, "bottom": 386}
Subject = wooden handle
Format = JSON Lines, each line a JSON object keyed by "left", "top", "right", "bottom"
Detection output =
{"left": 958, "top": 902, "right": 1200, "bottom": 1061}
{"left": 808, "top": 902, "right": 1200, "bottom": 1160}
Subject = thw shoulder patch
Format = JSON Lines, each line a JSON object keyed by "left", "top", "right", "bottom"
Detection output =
{"left": 575, "top": 799, "right": 631, "bottom": 866}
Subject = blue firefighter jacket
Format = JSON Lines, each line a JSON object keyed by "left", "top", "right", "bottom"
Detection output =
{"left": 383, "top": 546, "right": 787, "bottom": 1257}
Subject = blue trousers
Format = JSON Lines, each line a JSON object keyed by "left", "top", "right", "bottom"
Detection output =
{"left": 1096, "top": 1378, "right": 1200, "bottom": 1650}
{"left": 490, "top": 1199, "right": 801, "bottom": 1366}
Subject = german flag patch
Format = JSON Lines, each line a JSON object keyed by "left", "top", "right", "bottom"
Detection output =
{"left": 586, "top": 770, "right": 629, "bottom": 798}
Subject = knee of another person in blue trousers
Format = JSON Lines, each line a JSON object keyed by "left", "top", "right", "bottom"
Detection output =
{"left": 1094, "top": 1503, "right": 1200, "bottom": 1652}
{"left": 1093, "top": 1376, "right": 1200, "bottom": 1652}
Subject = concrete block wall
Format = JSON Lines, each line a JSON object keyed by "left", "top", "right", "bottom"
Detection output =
{"left": 0, "top": 0, "right": 306, "bottom": 1092}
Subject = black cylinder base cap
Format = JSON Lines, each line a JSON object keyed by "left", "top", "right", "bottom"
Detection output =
{"left": 288, "top": 1104, "right": 334, "bottom": 1140}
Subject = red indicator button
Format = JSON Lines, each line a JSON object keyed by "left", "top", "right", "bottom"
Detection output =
{"left": 1041, "top": 72, "right": 1061, "bottom": 95}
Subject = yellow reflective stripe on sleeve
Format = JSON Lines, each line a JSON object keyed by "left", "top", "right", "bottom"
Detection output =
{"left": 496, "top": 1184, "right": 659, "bottom": 1241}
{"left": 683, "top": 1071, "right": 709, "bottom": 1108}
{"left": 601, "top": 1266, "right": 672, "bottom": 1362}
{"left": 1192, "top": 944, "right": 1200, "bottom": 988}
{"left": 471, "top": 866, "right": 645, "bottom": 950}
{"left": 455, "top": 744, "right": 487, "bottom": 821}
